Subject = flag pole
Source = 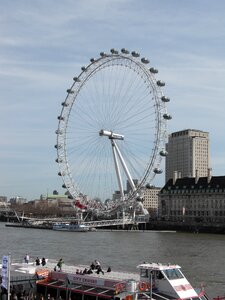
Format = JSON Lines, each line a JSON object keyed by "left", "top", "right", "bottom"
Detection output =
{"left": 7, "top": 253, "right": 11, "bottom": 300}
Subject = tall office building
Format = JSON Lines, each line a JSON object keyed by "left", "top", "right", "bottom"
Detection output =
{"left": 165, "top": 129, "right": 210, "bottom": 182}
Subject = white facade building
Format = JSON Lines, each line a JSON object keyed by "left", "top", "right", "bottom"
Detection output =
{"left": 165, "top": 129, "right": 210, "bottom": 183}
{"left": 143, "top": 187, "right": 161, "bottom": 218}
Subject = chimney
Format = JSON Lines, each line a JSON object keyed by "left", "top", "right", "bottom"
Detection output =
{"left": 195, "top": 169, "right": 199, "bottom": 184}
{"left": 173, "top": 171, "right": 178, "bottom": 185}
{"left": 207, "top": 168, "right": 212, "bottom": 184}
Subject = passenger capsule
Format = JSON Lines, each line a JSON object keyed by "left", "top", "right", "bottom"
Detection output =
{"left": 62, "top": 183, "right": 67, "bottom": 188}
{"left": 100, "top": 52, "right": 107, "bottom": 57}
{"left": 73, "top": 77, "right": 81, "bottom": 82}
{"left": 110, "top": 48, "right": 119, "bottom": 54}
{"left": 157, "top": 80, "right": 165, "bottom": 87}
{"left": 163, "top": 113, "right": 172, "bottom": 120}
{"left": 68, "top": 195, "right": 73, "bottom": 199}
{"left": 58, "top": 171, "right": 65, "bottom": 176}
{"left": 161, "top": 96, "right": 170, "bottom": 102}
{"left": 55, "top": 158, "right": 63, "bottom": 163}
{"left": 61, "top": 101, "right": 69, "bottom": 107}
{"left": 154, "top": 168, "right": 163, "bottom": 174}
{"left": 55, "top": 129, "right": 63, "bottom": 135}
{"left": 57, "top": 116, "right": 64, "bottom": 121}
{"left": 146, "top": 183, "right": 154, "bottom": 189}
{"left": 81, "top": 66, "right": 86, "bottom": 71}
{"left": 90, "top": 58, "right": 95, "bottom": 62}
{"left": 131, "top": 51, "right": 140, "bottom": 57}
{"left": 121, "top": 48, "right": 129, "bottom": 54}
{"left": 149, "top": 67, "right": 158, "bottom": 74}
{"left": 67, "top": 89, "right": 74, "bottom": 94}
{"left": 54, "top": 144, "right": 62, "bottom": 149}
{"left": 141, "top": 58, "right": 149, "bottom": 64}
{"left": 160, "top": 150, "right": 168, "bottom": 157}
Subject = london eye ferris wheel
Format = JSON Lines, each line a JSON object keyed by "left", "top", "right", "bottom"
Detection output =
{"left": 55, "top": 48, "right": 172, "bottom": 216}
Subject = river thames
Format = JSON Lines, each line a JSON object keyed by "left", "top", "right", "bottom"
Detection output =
{"left": 0, "top": 222, "right": 224, "bottom": 298}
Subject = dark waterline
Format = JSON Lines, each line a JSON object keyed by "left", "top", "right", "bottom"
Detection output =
{"left": 0, "top": 223, "right": 224, "bottom": 298}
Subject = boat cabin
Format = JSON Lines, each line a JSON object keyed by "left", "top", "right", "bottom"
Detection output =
{"left": 137, "top": 263, "right": 208, "bottom": 300}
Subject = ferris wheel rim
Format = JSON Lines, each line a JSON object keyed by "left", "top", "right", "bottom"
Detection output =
{"left": 55, "top": 49, "right": 170, "bottom": 210}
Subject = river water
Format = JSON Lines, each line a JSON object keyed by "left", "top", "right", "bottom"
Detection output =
{"left": 0, "top": 223, "right": 224, "bottom": 298}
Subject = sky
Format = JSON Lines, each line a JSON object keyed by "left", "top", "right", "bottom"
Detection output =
{"left": 0, "top": 0, "right": 225, "bottom": 201}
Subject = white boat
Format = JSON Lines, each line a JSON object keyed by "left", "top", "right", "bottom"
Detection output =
{"left": 0, "top": 258, "right": 214, "bottom": 299}
{"left": 35, "top": 261, "right": 210, "bottom": 300}
{"left": 52, "top": 222, "right": 89, "bottom": 232}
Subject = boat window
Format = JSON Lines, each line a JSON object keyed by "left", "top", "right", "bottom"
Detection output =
{"left": 84, "top": 295, "right": 97, "bottom": 300}
{"left": 36, "top": 285, "right": 46, "bottom": 296}
{"left": 156, "top": 271, "right": 164, "bottom": 279}
{"left": 140, "top": 269, "right": 148, "bottom": 278}
{"left": 46, "top": 287, "right": 58, "bottom": 298}
{"left": 59, "top": 289, "right": 67, "bottom": 300}
{"left": 70, "top": 292, "right": 83, "bottom": 300}
{"left": 163, "top": 269, "right": 184, "bottom": 280}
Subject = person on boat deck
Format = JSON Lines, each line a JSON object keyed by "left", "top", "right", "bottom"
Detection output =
{"left": 24, "top": 254, "right": 29, "bottom": 264}
{"left": 36, "top": 257, "right": 40, "bottom": 266}
{"left": 87, "top": 268, "right": 93, "bottom": 274}
{"left": 106, "top": 266, "right": 111, "bottom": 272}
{"left": 83, "top": 268, "right": 88, "bottom": 274}
{"left": 57, "top": 258, "right": 64, "bottom": 271}
{"left": 41, "top": 257, "right": 46, "bottom": 266}
{"left": 94, "top": 259, "right": 101, "bottom": 268}
{"left": 90, "top": 262, "right": 95, "bottom": 270}
{"left": 96, "top": 265, "right": 104, "bottom": 275}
